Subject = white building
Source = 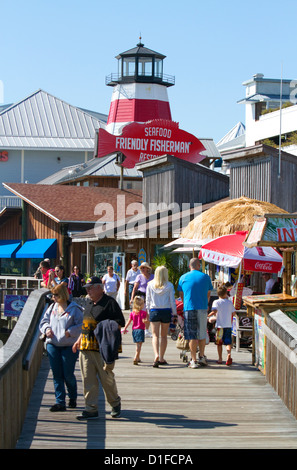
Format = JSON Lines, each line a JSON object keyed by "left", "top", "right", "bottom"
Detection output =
{"left": 0, "top": 89, "right": 107, "bottom": 207}
{"left": 217, "top": 73, "right": 297, "bottom": 157}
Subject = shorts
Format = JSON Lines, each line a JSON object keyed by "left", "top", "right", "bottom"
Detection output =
{"left": 184, "top": 309, "right": 208, "bottom": 340}
{"left": 215, "top": 327, "right": 232, "bottom": 346}
{"left": 149, "top": 308, "right": 172, "bottom": 323}
{"left": 132, "top": 329, "right": 145, "bottom": 343}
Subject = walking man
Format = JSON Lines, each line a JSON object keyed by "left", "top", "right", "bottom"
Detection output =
{"left": 73, "top": 276, "right": 125, "bottom": 420}
{"left": 178, "top": 258, "right": 213, "bottom": 368}
{"left": 124, "top": 260, "right": 140, "bottom": 307}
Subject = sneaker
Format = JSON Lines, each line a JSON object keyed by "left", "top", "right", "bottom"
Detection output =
{"left": 111, "top": 403, "right": 121, "bottom": 418}
{"left": 76, "top": 410, "right": 99, "bottom": 420}
{"left": 188, "top": 360, "right": 198, "bottom": 369}
{"left": 198, "top": 355, "right": 208, "bottom": 366}
{"left": 49, "top": 404, "right": 66, "bottom": 412}
{"left": 226, "top": 357, "right": 233, "bottom": 366}
{"left": 145, "top": 330, "right": 152, "bottom": 338}
{"left": 68, "top": 399, "right": 77, "bottom": 408}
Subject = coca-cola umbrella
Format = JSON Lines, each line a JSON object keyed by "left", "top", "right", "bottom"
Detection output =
{"left": 199, "top": 231, "right": 283, "bottom": 273}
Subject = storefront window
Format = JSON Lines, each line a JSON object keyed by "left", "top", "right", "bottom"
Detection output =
{"left": 94, "top": 246, "right": 121, "bottom": 278}
{"left": 0, "top": 259, "right": 23, "bottom": 276}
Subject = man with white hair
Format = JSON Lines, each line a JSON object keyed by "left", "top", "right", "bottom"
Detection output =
{"left": 125, "top": 260, "right": 140, "bottom": 306}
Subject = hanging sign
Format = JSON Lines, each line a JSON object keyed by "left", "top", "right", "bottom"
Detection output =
{"left": 4, "top": 295, "right": 28, "bottom": 317}
{"left": 96, "top": 119, "right": 205, "bottom": 168}
{"left": 233, "top": 282, "right": 244, "bottom": 310}
{"left": 138, "top": 248, "right": 146, "bottom": 265}
{"left": 0, "top": 151, "right": 8, "bottom": 162}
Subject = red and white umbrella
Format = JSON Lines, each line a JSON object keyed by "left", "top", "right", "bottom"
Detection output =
{"left": 199, "top": 231, "right": 283, "bottom": 273}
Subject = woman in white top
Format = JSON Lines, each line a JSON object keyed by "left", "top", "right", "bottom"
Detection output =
{"left": 102, "top": 266, "right": 120, "bottom": 299}
{"left": 146, "top": 266, "right": 177, "bottom": 367}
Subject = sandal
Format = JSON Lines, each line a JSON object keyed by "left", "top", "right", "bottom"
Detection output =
{"left": 153, "top": 357, "right": 159, "bottom": 368}
{"left": 216, "top": 360, "right": 223, "bottom": 364}
{"left": 158, "top": 360, "right": 168, "bottom": 365}
{"left": 226, "top": 357, "right": 233, "bottom": 366}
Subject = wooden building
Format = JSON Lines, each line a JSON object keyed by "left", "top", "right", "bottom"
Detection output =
{"left": 0, "top": 183, "right": 142, "bottom": 277}
{"left": 138, "top": 154, "right": 229, "bottom": 208}
{"left": 222, "top": 144, "right": 297, "bottom": 212}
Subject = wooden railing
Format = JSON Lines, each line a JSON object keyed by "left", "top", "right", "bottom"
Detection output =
{"left": 0, "top": 288, "right": 49, "bottom": 449}
{"left": 264, "top": 310, "right": 297, "bottom": 419}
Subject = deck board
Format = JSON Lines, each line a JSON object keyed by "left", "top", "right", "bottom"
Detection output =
{"left": 16, "top": 318, "right": 297, "bottom": 450}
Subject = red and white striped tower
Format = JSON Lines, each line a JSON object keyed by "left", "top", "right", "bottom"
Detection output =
{"left": 105, "top": 39, "right": 175, "bottom": 135}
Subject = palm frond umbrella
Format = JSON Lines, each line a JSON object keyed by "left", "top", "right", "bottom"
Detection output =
{"left": 181, "top": 197, "right": 288, "bottom": 240}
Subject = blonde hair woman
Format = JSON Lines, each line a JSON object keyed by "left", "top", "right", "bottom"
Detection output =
{"left": 146, "top": 266, "right": 177, "bottom": 367}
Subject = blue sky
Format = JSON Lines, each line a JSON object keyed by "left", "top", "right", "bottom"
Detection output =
{"left": 1, "top": 0, "right": 296, "bottom": 143}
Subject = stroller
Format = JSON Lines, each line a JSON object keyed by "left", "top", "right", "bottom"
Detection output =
{"left": 172, "top": 299, "right": 190, "bottom": 363}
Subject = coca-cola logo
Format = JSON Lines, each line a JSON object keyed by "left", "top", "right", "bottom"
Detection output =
{"left": 255, "top": 262, "right": 272, "bottom": 271}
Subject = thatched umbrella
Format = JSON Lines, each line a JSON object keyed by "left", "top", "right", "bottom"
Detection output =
{"left": 181, "top": 196, "right": 288, "bottom": 240}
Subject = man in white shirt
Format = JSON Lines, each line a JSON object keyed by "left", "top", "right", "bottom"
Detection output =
{"left": 262, "top": 273, "right": 276, "bottom": 294}
{"left": 125, "top": 260, "right": 140, "bottom": 305}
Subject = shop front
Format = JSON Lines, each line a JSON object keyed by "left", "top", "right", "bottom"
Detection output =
{"left": 243, "top": 214, "right": 297, "bottom": 373}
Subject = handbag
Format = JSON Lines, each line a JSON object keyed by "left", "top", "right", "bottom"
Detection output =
{"left": 176, "top": 333, "right": 190, "bottom": 351}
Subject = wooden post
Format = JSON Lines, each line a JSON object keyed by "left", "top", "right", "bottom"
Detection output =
{"left": 282, "top": 251, "right": 287, "bottom": 295}
{"left": 287, "top": 251, "right": 292, "bottom": 295}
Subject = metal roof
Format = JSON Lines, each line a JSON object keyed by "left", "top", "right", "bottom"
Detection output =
{"left": 216, "top": 122, "right": 246, "bottom": 153}
{"left": 38, "top": 154, "right": 142, "bottom": 185}
{"left": 199, "top": 138, "right": 221, "bottom": 159}
{"left": 237, "top": 93, "right": 291, "bottom": 104}
{"left": 0, "top": 89, "right": 107, "bottom": 150}
{"left": 116, "top": 41, "right": 166, "bottom": 59}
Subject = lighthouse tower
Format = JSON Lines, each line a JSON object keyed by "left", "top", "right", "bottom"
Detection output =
{"left": 105, "top": 39, "right": 175, "bottom": 135}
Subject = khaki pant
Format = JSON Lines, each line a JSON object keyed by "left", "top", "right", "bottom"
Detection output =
{"left": 79, "top": 350, "right": 121, "bottom": 412}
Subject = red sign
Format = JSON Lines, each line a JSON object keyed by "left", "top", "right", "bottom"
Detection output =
{"left": 233, "top": 282, "right": 244, "bottom": 310}
{"left": 97, "top": 120, "right": 205, "bottom": 168}
{"left": 0, "top": 151, "right": 8, "bottom": 162}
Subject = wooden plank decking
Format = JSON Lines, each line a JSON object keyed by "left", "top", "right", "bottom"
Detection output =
{"left": 16, "top": 316, "right": 297, "bottom": 450}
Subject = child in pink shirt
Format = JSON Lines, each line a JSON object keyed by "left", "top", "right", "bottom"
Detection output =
{"left": 123, "top": 296, "right": 148, "bottom": 365}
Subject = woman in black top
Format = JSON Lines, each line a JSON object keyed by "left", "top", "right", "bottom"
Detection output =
{"left": 68, "top": 266, "right": 85, "bottom": 297}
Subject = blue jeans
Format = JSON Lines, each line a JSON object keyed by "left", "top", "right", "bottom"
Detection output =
{"left": 46, "top": 343, "right": 79, "bottom": 405}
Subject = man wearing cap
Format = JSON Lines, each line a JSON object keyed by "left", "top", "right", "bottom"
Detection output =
{"left": 73, "top": 276, "right": 125, "bottom": 420}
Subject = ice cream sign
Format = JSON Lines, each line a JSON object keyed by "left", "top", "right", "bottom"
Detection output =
{"left": 96, "top": 120, "right": 205, "bottom": 168}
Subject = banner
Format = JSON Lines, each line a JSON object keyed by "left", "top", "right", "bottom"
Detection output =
{"left": 233, "top": 282, "right": 244, "bottom": 310}
{"left": 4, "top": 295, "right": 28, "bottom": 317}
{"left": 97, "top": 119, "right": 205, "bottom": 168}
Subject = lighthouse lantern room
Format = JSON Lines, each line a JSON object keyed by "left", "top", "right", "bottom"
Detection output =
{"left": 105, "top": 39, "right": 175, "bottom": 135}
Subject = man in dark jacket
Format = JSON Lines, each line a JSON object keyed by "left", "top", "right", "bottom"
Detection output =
{"left": 73, "top": 276, "right": 125, "bottom": 420}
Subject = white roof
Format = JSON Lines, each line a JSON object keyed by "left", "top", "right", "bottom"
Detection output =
{"left": 216, "top": 122, "right": 246, "bottom": 153}
{"left": 0, "top": 89, "right": 107, "bottom": 151}
{"left": 199, "top": 138, "right": 221, "bottom": 159}
{"left": 38, "top": 154, "right": 142, "bottom": 184}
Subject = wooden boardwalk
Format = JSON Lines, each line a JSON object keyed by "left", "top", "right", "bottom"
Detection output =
{"left": 16, "top": 317, "right": 297, "bottom": 450}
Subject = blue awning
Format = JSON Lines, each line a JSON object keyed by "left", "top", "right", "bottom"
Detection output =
{"left": 15, "top": 239, "right": 57, "bottom": 259}
{"left": 0, "top": 240, "right": 22, "bottom": 258}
